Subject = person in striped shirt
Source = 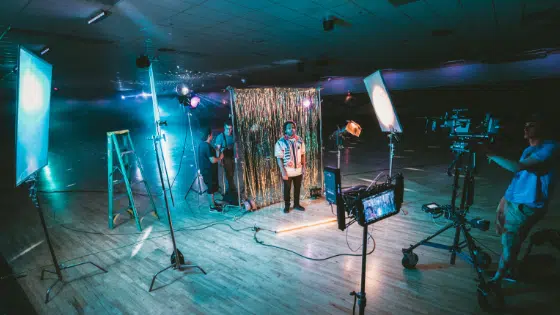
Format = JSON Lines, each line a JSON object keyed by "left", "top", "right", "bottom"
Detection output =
{"left": 275, "top": 121, "right": 306, "bottom": 213}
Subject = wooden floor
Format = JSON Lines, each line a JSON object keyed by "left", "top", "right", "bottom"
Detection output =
{"left": 2, "top": 163, "right": 560, "bottom": 315}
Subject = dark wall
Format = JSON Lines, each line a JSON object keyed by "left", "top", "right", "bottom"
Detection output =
{"left": 321, "top": 78, "right": 560, "bottom": 155}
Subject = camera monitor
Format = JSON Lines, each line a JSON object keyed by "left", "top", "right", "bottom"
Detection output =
{"left": 363, "top": 70, "right": 402, "bottom": 133}
{"left": 361, "top": 189, "right": 399, "bottom": 226}
{"left": 15, "top": 46, "right": 53, "bottom": 187}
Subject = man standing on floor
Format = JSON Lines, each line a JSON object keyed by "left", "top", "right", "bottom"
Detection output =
{"left": 214, "top": 121, "right": 237, "bottom": 204}
{"left": 275, "top": 120, "right": 306, "bottom": 213}
{"left": 199, "top": 127, "right": 224, "bottom": 212}
{"left": 487, "top": 113, "right": 558, "bottom": 284}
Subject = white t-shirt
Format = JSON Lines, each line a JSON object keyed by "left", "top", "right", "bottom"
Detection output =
{"left": 274, "top": 136, "right": 306, "bottom": 177}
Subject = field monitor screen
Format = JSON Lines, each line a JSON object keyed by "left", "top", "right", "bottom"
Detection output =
{"left": 361, "top": 189, "right": 399, "bottom": 225}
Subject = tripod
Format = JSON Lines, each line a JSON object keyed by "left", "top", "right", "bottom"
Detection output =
{"left": 149, "top": 134, "right": 206, "bottom": 291}
{"left": 401, "top": 146, "right": 503, "bottom": 310}
{"left": 350, "top": 223, "right": 369, "bottom": 315}
{"left": 26, "top": 172, "right": 107, "bottom": 303}
{"left": 183, "top": 110, "right": 206, "bottom": 199}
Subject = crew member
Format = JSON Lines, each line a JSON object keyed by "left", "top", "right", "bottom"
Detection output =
{"left": 275, "top": 121, "right": 306, "bottom": 213}
{"left": 199, "top": 127, "right": 224, "bottom": 212}
{"left": 214, "top": 121, "right": 237, "bottom": 203}
{"left": 487, "top": 114, "right": 558, "bottom": 284}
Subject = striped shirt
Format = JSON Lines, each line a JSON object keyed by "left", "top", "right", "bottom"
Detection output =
{"left": 275, "top": 136, "right": 305, "bottom": 177}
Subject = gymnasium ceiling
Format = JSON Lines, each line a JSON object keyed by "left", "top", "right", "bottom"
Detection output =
{"left": 0, "top": 0, "right": 559, "bottom": 92}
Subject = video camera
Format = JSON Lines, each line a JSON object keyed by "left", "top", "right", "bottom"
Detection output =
{"left": 426, "top": 109, "right": 500, "bottom": 144}
{"left": 324, "top": 167, "right": 404, "bottom": 231}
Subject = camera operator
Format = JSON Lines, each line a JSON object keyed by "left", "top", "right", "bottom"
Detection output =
{"left": 487, "top": 114, "right": 558, "bottom": 284}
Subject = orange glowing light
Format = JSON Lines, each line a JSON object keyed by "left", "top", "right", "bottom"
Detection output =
{"left": 275, "top": 218, "right": 338, "bottom": 234}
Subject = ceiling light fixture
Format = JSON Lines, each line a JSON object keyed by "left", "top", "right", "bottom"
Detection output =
{"left": 88, "top": 10, "right": 110, "bottom": 25}
{"left": 40, "top": 46, "right": 50, "bottom": 55}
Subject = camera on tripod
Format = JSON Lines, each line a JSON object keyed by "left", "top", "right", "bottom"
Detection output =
{"left": 426, "top": 109, "right": 500, "bottom": 147}
{"left": 402, "top": 109, "right": 504, "bottom": 310}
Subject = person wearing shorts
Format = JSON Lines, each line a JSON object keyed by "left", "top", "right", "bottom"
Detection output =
{"left": 488, "top": 113, "right": 558, "bottom": 284}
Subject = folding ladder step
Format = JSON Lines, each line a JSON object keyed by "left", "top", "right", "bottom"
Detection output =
{"left": 108, "top": 129, "right": 159, "bottom": 231}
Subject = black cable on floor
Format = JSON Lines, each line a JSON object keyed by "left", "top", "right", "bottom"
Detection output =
{"left": 55, "top": 208, "right": 250, "bottom": 236}
{"left": 252, "top": 226, "right": 376, "bottom": 261}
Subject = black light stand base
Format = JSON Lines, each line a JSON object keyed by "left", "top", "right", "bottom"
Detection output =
{"left": 41, "top": 262, "right": 108, "bottom": 304}
{"left": 149, "top": 134, "right": 206, "bottom": 292}
{"left": 149, "top": 263, "right": 207, "bottom": 292}
{"left": 26, "top": 173, "right": 108, "bottom": 304}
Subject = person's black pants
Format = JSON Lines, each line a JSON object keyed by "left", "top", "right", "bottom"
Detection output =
{"left": 283, "top": 175, "right": 302, "bottom": 207}
{"left": 222, "top": 156, "right": 236, "bottom": 196}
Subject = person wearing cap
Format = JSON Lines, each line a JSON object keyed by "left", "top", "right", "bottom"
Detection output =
{"left": 275, "top": 120, "right": 306, "bottom": 213}
{"left": 487, "top": 114, "right": 558, "bottom": 284}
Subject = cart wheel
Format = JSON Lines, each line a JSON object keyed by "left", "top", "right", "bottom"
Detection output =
{"left": 477, "top": 283, "right": 504, "bottom": 312}
{"left": 476, "top": 251, "right": 492, "bottom": 270}
{"left": 402, "top": 252, "right": 419, "bottom": 269}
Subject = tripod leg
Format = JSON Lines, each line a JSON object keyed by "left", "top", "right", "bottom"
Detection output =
{"left": 461, "top": 226, "right": 485, "bottom": 280}
{"left": 45, "top": 278, "right": 61, "bottom": 304}
{"left": 403, "top": 222, "right": 455, "bottom": 252}
{"left": 180, "top": 264, "right": 207, "bottom": 275}
{"left": 149, "top": 265, "right": 174, "bottom": 292}
{"left": 450, "top": 225, "right": 461, "bottom": 265}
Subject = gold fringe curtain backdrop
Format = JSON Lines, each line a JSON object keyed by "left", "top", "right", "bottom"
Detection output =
{"left": 232, "top": 87, "right": 322, "bottom": 207}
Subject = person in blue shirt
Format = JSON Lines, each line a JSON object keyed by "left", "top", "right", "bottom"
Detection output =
{"left": 214, "top": 121, "right": 237, "bottom": 204}
{"left": 487, "top": 114, "right": 558, "bottom": 284}
{"left": 198, "top": 127, "right": 224, "bottom": 212}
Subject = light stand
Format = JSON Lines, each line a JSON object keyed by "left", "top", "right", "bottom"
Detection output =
{"left": 183, "top": 109, "right": 206, "bottom": 199}
{"left": 350, "top": 223, "right": 369, "bottom": 315}
{"left": 387, "top": 132, "right": 398, "bottom": 177}
{"left": 226, "top": 86, "right": 243, "bottom": 209}
{"left": 149, "top": 132, "right": 206, "bottom": 292}
{"left": 336, "top": 126, "right": 343, "bottom": 169}
{"left": 330, "top": 126, "right": 346, "bottom": 169}
{"left": 331, "top": 121, "right": 361, "bottom": 170}
{"left": 155, "top": 122, "right": 175, "bottom": 207}
{"left": 27, "top": 172, "right": 107, "bottom": 303}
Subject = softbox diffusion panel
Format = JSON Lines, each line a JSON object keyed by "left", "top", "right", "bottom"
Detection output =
{"left": 15, "top": 47, "right": 53, "bottom": 187}
{"left": 364, "top": 70, "right": 402, "bottom": 133}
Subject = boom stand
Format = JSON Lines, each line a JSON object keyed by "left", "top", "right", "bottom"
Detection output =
{"left": 149, "top": 134, "right": 206, "bottom": 291}
{"left": 350, "top": 223, "right": 369, "bottom": 315}
{"left": 184, "top": 110, "right": 206, "bottom": 199}
{"left": 27, "top": 172, "right": 107, "bottom": 303}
